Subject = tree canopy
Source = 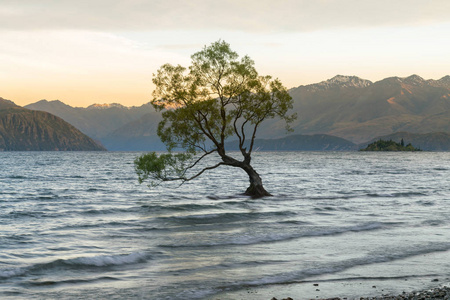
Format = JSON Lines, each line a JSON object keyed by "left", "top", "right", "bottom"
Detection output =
{"left": 135, "top": 40, "right": 296, "bottom": 197}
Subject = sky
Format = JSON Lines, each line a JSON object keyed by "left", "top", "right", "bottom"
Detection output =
{"left": 1, "top": 0, "right": 450, "bottom": 107}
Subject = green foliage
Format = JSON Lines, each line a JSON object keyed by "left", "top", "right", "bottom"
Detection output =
{"left": 134, "top": 152, "right": 193, "bottom": 186}
{"left": 151, "top": 40, "right": 295, "bottom": 153}
{"left": 360, "top": 139, "right": 422, "bottom": 151}
{"left": 136, "top": 40, "right": 295, "bottom": 190}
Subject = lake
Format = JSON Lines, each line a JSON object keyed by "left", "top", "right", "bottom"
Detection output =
{"left": 0, "top": 151, "right": 449, "bottom": 299}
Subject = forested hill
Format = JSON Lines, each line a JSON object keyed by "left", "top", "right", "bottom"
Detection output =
{"left": 359, "top": 132, "right": 450, "bottom": 151}
{"left": 0, "top": 98, "right": 106, "bottom": 151}
{"left": 360, "top": 139, "right": 422, "bottom": 151}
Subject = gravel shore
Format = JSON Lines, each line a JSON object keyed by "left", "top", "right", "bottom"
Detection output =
{"left": 270, "top": 285, "right": 450, "bottom": 300}
{"left": 358, "top": 286, "right": 450, "bottom": 300}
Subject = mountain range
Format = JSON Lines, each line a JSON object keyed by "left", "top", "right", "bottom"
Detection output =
{"left": 19, "top": 74, "right": 450, "bottom": 151}
{"left": 25, "top": 100, "right": 163, "bottom": 150}
{"left": 0, "top": 98, "right": 105, "bottom": 151}
{"left": 281, "top": 74, "right": 450, "bottom": 143}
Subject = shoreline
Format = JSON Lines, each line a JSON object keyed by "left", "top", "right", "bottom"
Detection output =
{"left": 278, "top": 285, "right": 450, "bottom": 300}
{"left": 209, "top": 278, "right": 450, "bottom": 300}
{"left": 357, "top": 285, "right": 450, "bottom": 300}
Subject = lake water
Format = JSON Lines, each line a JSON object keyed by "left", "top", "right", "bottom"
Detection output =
{"left": 0, "top": 151, "right": 449, "bottom": 299}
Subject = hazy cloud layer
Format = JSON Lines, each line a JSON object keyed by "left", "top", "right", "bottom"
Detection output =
{"left": 2, "top": 0, "right": 449, "bottom": 107}
{"left": 1, "top": 0, "right": 449, "bottom": 32}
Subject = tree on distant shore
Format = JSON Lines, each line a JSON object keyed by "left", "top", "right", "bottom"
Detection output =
{"left": 359, "top": 139, "right": 421, "bottom": 151}
{"left": 134, "top": 40, "right": 296, "bottom": 197}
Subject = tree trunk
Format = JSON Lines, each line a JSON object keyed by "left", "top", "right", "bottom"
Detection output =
{"left": 220, "top": 154, "right": 271, "bottom": 198}
{"left": 242, "top": 164, "right": 272, "bottom": 198}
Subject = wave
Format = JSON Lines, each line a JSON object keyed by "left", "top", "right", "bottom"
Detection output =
{"left": 140, "top": 203, "right": 219, "bottom": 213}
{"left": 7, "top": 210, "right": 65, "bottom": 219}
{"left": 165, "top": 259, "right": 286, "bottom": 276}
{"left": 86, "top": 188, "right": 107, "bottom": 192}
{"left": 309, "top": 195, "right": 358, "bottom": 200}
{"left": 226, "top": 242, "right": 450, "bottom": 290}
{"left": 5, "top": 175, "right": 27, "bottom": 179}
{"left": 64, "top": 252, "right": 148, "bottom": 267}
{"left": 206, "top": 194, "right": 250, "bottom": 200}
{"left": 79, "top": 206, "right": 141, "bottom": 215}
{"left": 0, "top": 252, "right": 151, "bottom": 280}
{"left": 314, "top": 206, "right": 338, "bottom": 212}
{"left": 300, "top": 273, "right": 442, "bottom": 284}
{"left": 433, "top": 167, "right": 448, "bottom": 171}
{"left": 416, "top": 200, "right": 435, "bottom": 206}
{"left": 367, "top": 192, "right": 427, "bottom": 198}
{"left": 54, "top": 220, "right": 135, "bottom": 231}
{"left": 113, "top": 177, "right": 136, "bottom": 180}
{"left": 0, "top": 234, "right": 34, "bottom": 246}
{"left": 155, "top": 210, "right": 298, "bottom": 225}
{"left": 277, "top": 220, "right": 311, "bottom": 225}
{"left": 421, "top": 219, "right": 446, "bottom": 226}
{"left": 159, "top": 222, "right": 389, "bottom": 248}
{"left": 21, "top": 276, "right": 119, "bottom": 287}
{"left": 37, "top": 195, "right": 58, "bottom": 200}
{"left": 0, "top": 268, "right": 27, "bottom": 279}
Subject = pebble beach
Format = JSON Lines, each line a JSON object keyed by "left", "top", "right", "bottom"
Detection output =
{"left": 269, "top": 286, "right": 450, "bottom": 300}
{"left": 359, "top": 286, "right": 450, "bottom": 300}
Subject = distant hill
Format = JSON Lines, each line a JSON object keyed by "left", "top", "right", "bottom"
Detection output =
{"left": 25, "top": 100, "right": 159, "bottom": 141}
{"left": 360, "top": 139, "right": 421, "bottom": 151}
{"left": 101, "top": 113, "right": 164, "bottom": 151}
{"left": 0, "top": 98, "right": 105, "bottom": 151}
{"left": 359, "top": 132, "right": 450, "bottom": 151}
{"left": 25, "top": 100, "right": 161, "bottom": 151}
{"left": 225, "top": 134, "right": 356, "bottom": 151}
{"left": 23, "top": 74, "right": 450, "bottom": 150}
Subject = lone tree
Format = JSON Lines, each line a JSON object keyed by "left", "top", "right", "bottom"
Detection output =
{"left": 135, "top": 41, "right": 295, "bottom": 197}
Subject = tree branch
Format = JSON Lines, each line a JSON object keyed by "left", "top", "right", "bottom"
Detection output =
{"left": 248, "top": 111, "right": 271, "bottom": 154}
{"left": 162, "top": 162, "right": 225, "bottom": 183}
{"left": 240, "top": 118, "right": 249, "bottom": 147}
{"left": 184, "top": 149, "right": 217, "bottom": 171}
{"left": 183, "top": 162, "right": 225, "bottom": 181}
{"left": 195, "top": 110, "right": 220, "bottom": 148}
{"left": 233, "top": 106, "right": 244, "bottom": 147}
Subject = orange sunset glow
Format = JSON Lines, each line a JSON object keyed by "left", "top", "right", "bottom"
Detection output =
{"left": 1, "top": 1, "right": 449, "bottom": 107}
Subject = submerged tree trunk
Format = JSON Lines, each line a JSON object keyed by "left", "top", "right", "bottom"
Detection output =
{"left": 221, "top": 154, "right": 271, "bottom": 198}
{"left": 242, "top": 164, "right": 272, "bottom": 198}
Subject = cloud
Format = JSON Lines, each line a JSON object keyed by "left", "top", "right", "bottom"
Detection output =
{"left": 1, "top": 0, "right": 449, "bottom": 32}
{"left": 155, "top": 43, "right": 206, "bottom": 51}
{"left": 0, "top": 30, "right": 174, "bottom": 75}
